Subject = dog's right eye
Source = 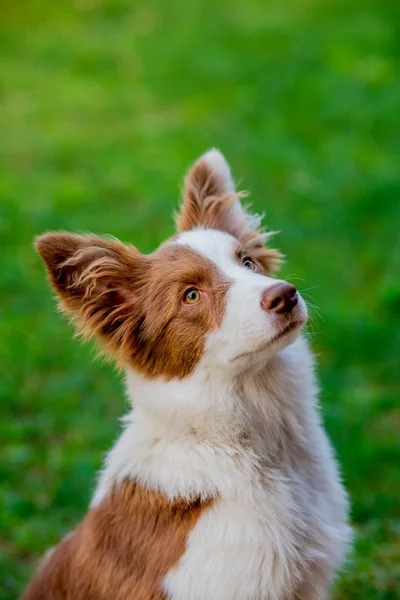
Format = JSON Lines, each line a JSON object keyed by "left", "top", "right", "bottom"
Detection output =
{"left": 184, "top": 289, "right": 202, "bottom": 304}
{"left": 242, "top": 257, "right": 258, "bottom": 271}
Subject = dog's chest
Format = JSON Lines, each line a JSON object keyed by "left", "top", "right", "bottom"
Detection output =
{"left": 163, "top": 468, "right": 309, "bottom": 600}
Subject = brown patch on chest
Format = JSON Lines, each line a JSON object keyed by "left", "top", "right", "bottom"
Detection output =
{"left": 21, "top": 480, "right": 211, "bottom": 600}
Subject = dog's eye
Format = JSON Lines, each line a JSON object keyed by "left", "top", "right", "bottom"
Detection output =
{"left": 242, "top": 257, "right": 257, "bottom": 271}
{"left": 184, "top": 288, "right": 202, "bottom": 304}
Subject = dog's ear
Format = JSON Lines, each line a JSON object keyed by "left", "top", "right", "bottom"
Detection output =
{"left": 176, "top": 148, "right": 261, "bottom": 238}
{"left": 36, "top": 232, "right": 148, "bottom": 357}
{"left": 176, "top": 149, "right": 282, "bottom": 272}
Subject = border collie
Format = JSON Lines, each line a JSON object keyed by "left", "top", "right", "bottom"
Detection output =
{"left": 22, "top": 150, "right": 351, "bottom": 599}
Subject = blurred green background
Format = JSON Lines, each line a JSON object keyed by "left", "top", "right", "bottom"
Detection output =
{"left": 1, "top": 0, "right": 399, "bottom": 597}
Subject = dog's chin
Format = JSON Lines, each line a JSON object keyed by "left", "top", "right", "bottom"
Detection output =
{"left": 230, "top": 316, "right": 307, "bottom": 369}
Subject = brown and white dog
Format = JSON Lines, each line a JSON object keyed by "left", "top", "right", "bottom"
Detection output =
{"left": 22, "top": 150, "right": 351, "bottom": 600}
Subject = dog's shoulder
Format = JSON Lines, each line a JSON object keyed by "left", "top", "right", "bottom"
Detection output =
{"left": 20, "top": 480, "right": 212, "bottom": 600}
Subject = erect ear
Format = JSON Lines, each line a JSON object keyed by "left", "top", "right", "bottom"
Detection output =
{"left": 36, "top": 232, "right": 148, "bottom": 357}
{"left": 176, "top": 148, "right": 262, "bottom": 238}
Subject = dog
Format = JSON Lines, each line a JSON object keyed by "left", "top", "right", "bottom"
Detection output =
{"left": 22, "top": 149, "right": 351, "bottom": 599}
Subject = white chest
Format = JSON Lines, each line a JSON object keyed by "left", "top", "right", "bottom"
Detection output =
{"left": 163, "top": 472, "right": 309, "bottom": 600}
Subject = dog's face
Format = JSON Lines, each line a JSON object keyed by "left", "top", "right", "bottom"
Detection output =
{"left": 37, "top": 150, "right": 307, "bottom": 380}
{"left": 176, "top": 228, "right": 307, "bottom": 373}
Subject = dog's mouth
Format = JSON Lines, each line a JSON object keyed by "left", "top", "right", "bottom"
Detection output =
{"left": 231, "top": 319, "right": 304, "bottom": 363}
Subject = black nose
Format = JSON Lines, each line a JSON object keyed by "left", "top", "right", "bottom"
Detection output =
{"left": 261, "top": 282, "right": 298, "bottom": 314}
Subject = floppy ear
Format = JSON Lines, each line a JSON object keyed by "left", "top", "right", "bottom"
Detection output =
{"left": 176, "top": 148, "right": 262, "bottom": 238}
{"left": 36, "top": 232, "right": 148, "bottom": 359}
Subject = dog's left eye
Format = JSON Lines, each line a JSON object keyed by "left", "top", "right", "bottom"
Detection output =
{"left": 184, "top": 288, "right": 202, "bottom": 304}
{"left": 242, "top": 257, "right": 257, "bottom": 271}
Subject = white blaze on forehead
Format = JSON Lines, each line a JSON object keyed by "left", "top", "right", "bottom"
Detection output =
{"left": 176, "top": 229, "right": 241, "bottom": 275}
{"left": 175, "top": 228, "right": 277, "bottom": 304}
{"left": 175, "top": 228, "right": 276, "bottom": 288}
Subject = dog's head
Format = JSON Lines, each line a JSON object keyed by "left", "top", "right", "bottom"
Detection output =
{"left": 37, "top": 150, "right": 307, "bottom": 380}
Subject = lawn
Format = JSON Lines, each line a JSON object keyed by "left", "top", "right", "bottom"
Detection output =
{"left": 1, "top": 0, "right": 399, "bottom": 597}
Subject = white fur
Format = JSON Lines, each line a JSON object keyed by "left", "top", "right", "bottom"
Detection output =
{"left": 92, "top": 227, "right": 351, "bottom": 599}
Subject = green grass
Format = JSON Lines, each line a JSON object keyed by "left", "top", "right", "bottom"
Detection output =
{"left": 1, "top": 0, "right": 400, "bottom": 597}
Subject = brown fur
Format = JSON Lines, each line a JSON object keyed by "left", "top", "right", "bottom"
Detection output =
{"left": 176, "top": 158, "right": 248, "bottom": 239}
{"left": 36, "top": 235, "right": 230, "bottom": 379}
{"left": 21, "top": 480, "right": 211, "bottom": 600}
{"left": 177, "top": 190, "right": 245, "bottom": 238}
{"left": 236, "top": 233, "right": 282, "bottom": 275}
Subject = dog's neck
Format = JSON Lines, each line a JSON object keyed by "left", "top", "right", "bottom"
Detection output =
{"left": 125, "top": 364, "right": 242, "bottom": 443}
{"left": 92, "top": 336, "right": 317, "bottom": 505}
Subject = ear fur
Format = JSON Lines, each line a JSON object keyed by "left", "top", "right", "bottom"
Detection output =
{"left": 176, "top": 149, "right": 282, "bottom": 272}
{"left": 36, "top": 232, "right": 148, "bottom": 361}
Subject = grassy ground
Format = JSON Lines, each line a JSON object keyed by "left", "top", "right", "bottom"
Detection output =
{"left": 1, "top": 0, "right": 400, "bottom": 597}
